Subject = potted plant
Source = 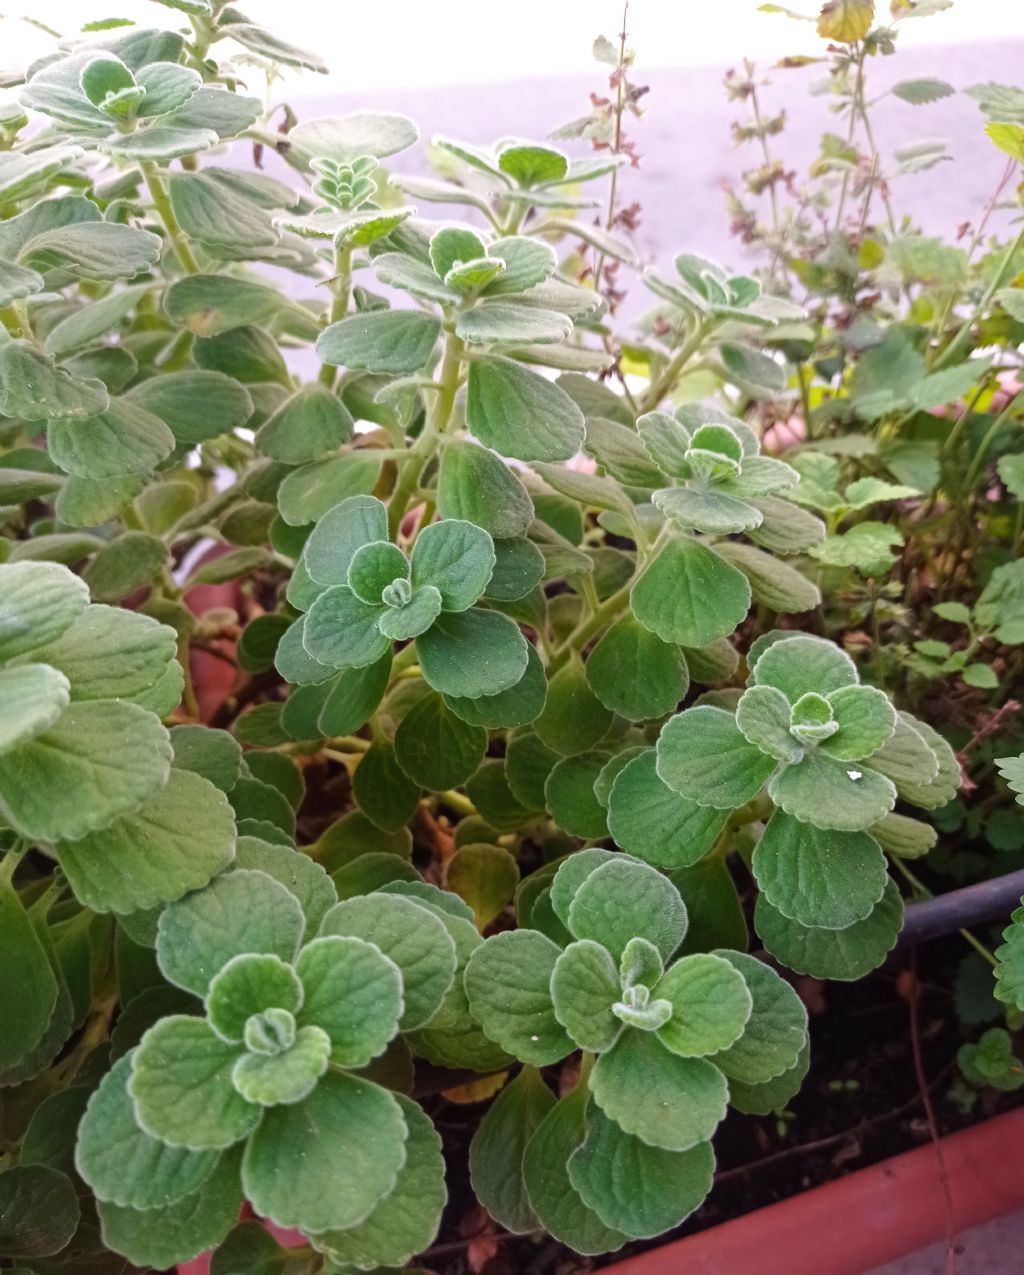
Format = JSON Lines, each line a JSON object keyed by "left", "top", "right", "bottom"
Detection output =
{"left": 1, "top": 1, "right": 1022, "bottom": 1272}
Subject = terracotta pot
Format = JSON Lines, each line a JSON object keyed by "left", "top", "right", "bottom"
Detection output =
{"left": 183, "top": 548, "right": 241, "bottom": 723}
{"left": 178, "top": 1218, "right": 303, "bottom": 1274}
{"left": 599, "top": 1106, "right": 1024, "bottom": 1275}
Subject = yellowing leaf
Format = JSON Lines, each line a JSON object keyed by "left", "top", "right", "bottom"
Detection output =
{"left": 443, "top": 1071, "right": 509, "bottom": 1104}
{"left": 985, "top": 122, "right": 1024, "bottom": 165}
{"left": 758, "top": 3, "right": 814, "bottom": 18}
{"left": 817, "top": 0, "right": 875, "bottom": 41}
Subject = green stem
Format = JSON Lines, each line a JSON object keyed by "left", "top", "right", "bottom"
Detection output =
{"left": 963, "top": 389, "right": 1024, "bottom": 491}
{"left": 325, "top": 735, "right": 371, "bottom": 754}
{"left": 638, "top": 319, "right": 709, "bottom": 414}
{"left": 890, "top": 857, "right": 997, "bottom": 968}
{"left": 550, "top": 580, "right": 633, "bottom": 666}
{"left": 936, "top": 377, "right": 992, "bottom": 458}
{"left": 592, "top": 2, "right": 630, "bottom": 295}
{"left": 142, "top": 163, "right": 199, "bottom": 275}
{"left": 853, "top": 64, "right": 896, "bottom": 236}
{"left": 438, "top": 789, "right": 476, "bottom": 816}
{"left": 318, "top": 243, "right": 354, "bottom": 387}
{"left": 930, "top": 216, "right": 1024, "bottom": 373}
{"left": 0, "top": 843, "right": 26, "bottom": 886}
{"left": 747, "top": 62, "right": 784, "bottom": 283}
{"left": 387, "top": 330, "right": 464, "bottom": 540}
{"left": 797, "top": 362, "right": 813, "bottom": 439}
{"left": 833, "top": 45, "right": 864, "bottom": 233}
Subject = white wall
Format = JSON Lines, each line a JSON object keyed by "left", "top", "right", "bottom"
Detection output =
{"left": 2, "top": 1, "right": 1022, "bottom": 95}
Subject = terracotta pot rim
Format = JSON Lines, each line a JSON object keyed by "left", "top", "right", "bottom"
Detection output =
{"left": 598, "top": 1105, "right": 1024, "bottom": 1275}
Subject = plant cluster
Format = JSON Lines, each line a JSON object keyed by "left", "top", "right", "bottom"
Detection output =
{"left": 0, "top": 0, "right": 1022, "bottom": 1270}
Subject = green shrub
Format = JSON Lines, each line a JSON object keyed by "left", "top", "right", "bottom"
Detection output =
{"left": 1, "top": 0, "right": 1023, "bottom": 1268}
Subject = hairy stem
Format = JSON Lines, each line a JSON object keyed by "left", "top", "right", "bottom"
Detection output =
{"left": 318, "top": 242, "right": 353, "bottom": 387}
{"left": 387, "top": 330, "right": 464, "bottom": 540}
{"left": 638, "top": 318, "right": 709, "bottom": 414}
{"left": 142, "top": 163, "right": 199, "bottom": 275}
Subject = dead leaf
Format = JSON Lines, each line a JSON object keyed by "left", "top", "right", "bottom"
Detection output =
{"left": 796, "top": 976, "right": 828, "bottom": 1016}
{"left": 460, "top": 1206, "right": 500, "bottom": 1273}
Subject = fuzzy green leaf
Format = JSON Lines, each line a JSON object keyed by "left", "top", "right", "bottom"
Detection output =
{"left": 590, "top": 1030, "right": 729, "bottom": 1151}
{"left": 567, "top": 858, "right": 688, "bottom": 963}
{"left": 822, "top": 684, "right": 897, "bottom": 761}
{"left": 241, "top": 1068, "right": 407, "bottom": 1233}
{"left": 0, "top": 1166, "right": 79, "bottom": 1258}
{"left": 522, "top": 1083, "right": 627, "bottom": 1256}
{"left": 0, "top": 663, "right": 70, "bottom": 756}
{"left": 768, "top": 751, "right": 897, "bottom": 831}
{"left": 205, "top": 953, "right": 303, "bottom": 1044}
{"left": 715, "top": 541, "right": 820, "bottom": 613}
{"left": 0, "top": 561, "right": 89, "bottom": 661}
{"left": 710, "top": 950, "right": 808, "bottom": 1085}
{"left": 97, "top": 1145, "right": 243, "bottom": 1269}
{"left": 348, "top": 738, "right": 419, "bottom": 834}
{"left": 656, "top": 953, "right": 753, "bottom": 1058}
{"left": 255, "top": 384, "right": 353, "bottom": 463}
{"left": 437, "top": 439, "right": 534, "bottom": 538}
{"left": 317, "top": 310, "right": 441, "bottom": 374}
{"left": 0, "top": 342, "right": 109, "bottom": 422}
{"left": 411, "top": 518, "right": 495, "bottom": 611}
{"left": 755, "top": 879, "right": 903, "bottom": 981}
{"left": 130, "top": 1016, "right": 259, "bottom": 1150}
{"left": 75, "top": 1053, "right": 219, "bottom": 1208}
{"left": 48, "top": 400, "right": 175, "bottom": 479}
{"left": 303, "top": 586, "right": 389, "bottom": 669}
{"left": 735, "top": 683, "right": 803, "bottom": 762}
{"left": 295, "top": 935, "right": 402, "bottom": 1067}
{"left": 550, "top": 939, "right": 621, "bottom": 1051}
{"left": 416, "top": 607, "right": 529, "bottom": 699}
{"left": 752, "top": 811, "right": 888, "bottom": 929}
{"left": 0, "top": 700, "right": 171, "bottom": 843}
{"left": 631, "top": 536, "right": 750, "bottom": 647}
{"left": 56, "top": 768, "right": 235, "bottom": 915}
{"left": 320, "top": 893, "right": 456, "bottom": 1030}
{"left": 568, "top": 1104, "right": 714, "bottom": 1239}
{"left": 34, "top": 604, "right": 176, "bottom": 702}
{"left": 606, "top": 748, "right": 730, "bottom": 869}
{"left": 156, "top": 870, "right": 305, "bottom": 997}
{"left": 586, "top": 616, "right": 688, "bottom": 721}
{"left": 232, "top": 1025, "right": 331, "bottom": 1106}
{"left": 751, "top": 633, "right": 859, "bottom": 701}
{"left": 312, "top": 1093, "right": 445, "bottom": 1269}
{"left": 0, "top": 878, "right": 58, "bottom": 1070}
{"left": 657, "top": 705, "right": 776, "bottom": 809}
{"left": 447, "top": 843, "right": 520, "bottom": 927}
{"left": 165, "top": 274, "right": 283, "bottom": 337}
{"left": 470, "top": 1066, "right": 556, "bottom": 1234}
{"left": 464, "top": 929, "right": 574, "bottom": 1065}
{"left": 467, "top": 357, "right": 585, "bottom": 462}
{"left": 994, "top": 905, "right": 1024, "bottom": 1013}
